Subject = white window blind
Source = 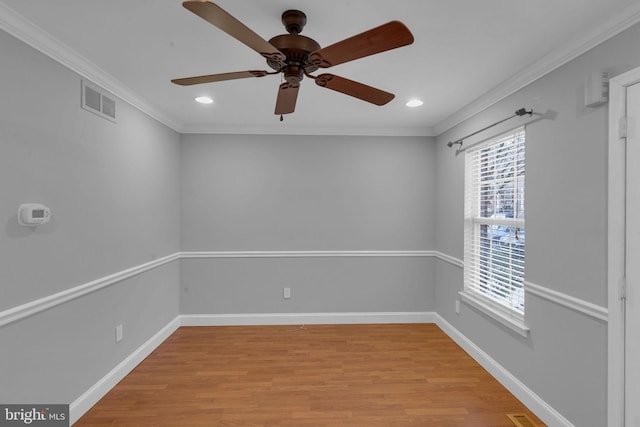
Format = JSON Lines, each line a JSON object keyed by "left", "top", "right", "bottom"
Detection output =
{"left": 464, "top": 127, "right": 525, "bottom": 317}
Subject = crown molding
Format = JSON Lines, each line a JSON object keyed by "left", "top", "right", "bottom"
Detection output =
{"left": 433, "top": 1, "right": 640, "bottom": 136}
{"left": 0, "top": 2, "right": 434, "bottom": 137}
{"left": 180, "top": 123, "right": 437, "bottom": 137}
{"left": 2, "top": 1, "right": 640, "bottom": 138}
{"left": 0, "top": 2, "right": 183, "bottom": 133}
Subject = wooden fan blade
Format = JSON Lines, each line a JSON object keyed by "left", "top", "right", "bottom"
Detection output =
{"left": 171, "top": 70, "right": 268, "bottom": 86}
{"left": 315, "top": 74, "right": 394, "bottom": 106}
{"left": 274, "top": 83, "right": 300, "bottom": 115}
{"left": 182, "top": 1, "right": 286, "bottom": 66}
{"left": 309, "top": 21, "right": 413, "bottom": 68}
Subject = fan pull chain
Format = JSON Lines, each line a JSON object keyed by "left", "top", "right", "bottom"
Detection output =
{"left": 280, "top": 114, "right": 284, "bottom": 122}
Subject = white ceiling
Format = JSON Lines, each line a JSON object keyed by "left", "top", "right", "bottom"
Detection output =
{"left": 1, "top": 0, "right": 639, "bottom": 136}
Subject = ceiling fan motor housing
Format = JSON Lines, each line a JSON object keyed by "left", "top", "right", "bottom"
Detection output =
{"left": 266, "top": 10, "right": 321, "bottom": 81}
{"left": 267, "top": 34, "right": 321, "bottom": 73}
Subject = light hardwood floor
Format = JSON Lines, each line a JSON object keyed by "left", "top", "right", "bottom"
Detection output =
{"left": 76, "top": 324, "right": 544, "bottom": 426}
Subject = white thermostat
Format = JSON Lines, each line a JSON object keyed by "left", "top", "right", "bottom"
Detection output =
{"left": 18, "top": 203, "right": 51, "bottom": 226}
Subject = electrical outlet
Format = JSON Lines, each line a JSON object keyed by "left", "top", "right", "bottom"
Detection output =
{"left": 283, "top": 287, "right": 291, "bottom": 299}
{"left": 115, "top": 324, "right": 123, "bottom": 343}
{"left": 455, "top": 300, "right": 460, "bottom": 315}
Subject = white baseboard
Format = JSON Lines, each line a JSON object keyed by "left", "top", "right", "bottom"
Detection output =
{"left": 434, "top": 313, "right": 574, "bottom": 427}
{"left": 69, "top": 316, "right": 181, "bottom": 425}
{"left": 69, "top": 312, "right": 570, "bottom": 427}
{"left": 6, "top": 252, "right": 581, "bottom": 425}
{"left": 68, "top": 312, "right": 432, "bottom": 424}
{"left": 179, "top": 311, "right": 437, "bottom": 326}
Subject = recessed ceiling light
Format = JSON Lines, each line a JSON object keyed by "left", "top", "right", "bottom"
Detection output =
{"left": 406, "top": 99, "right": 423, "bottom": 107}
{"left": 195, "top": 96, "right": 213, "bottom": 104}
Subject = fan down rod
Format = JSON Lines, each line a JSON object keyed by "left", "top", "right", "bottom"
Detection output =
{"left": 447, "top": 108, "right": 533, "bottom": 148}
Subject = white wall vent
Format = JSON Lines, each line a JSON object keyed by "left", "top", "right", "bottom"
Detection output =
{"left": 81, "top": 80, "right": 116, "bottom": 122}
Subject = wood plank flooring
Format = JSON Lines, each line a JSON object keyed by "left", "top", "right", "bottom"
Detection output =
{"left": 76, "top": 324, "right": 544, "bottom": 426}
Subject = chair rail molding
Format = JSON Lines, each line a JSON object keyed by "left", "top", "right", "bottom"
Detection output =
{"left": 434, "top": 252, "right": 608, "bottom": 322}
{"left": 0, "top": 250, "right": 435, "bottom": 328}
{"left": 0, "top": 253, "right": 179, "bottom": 328}
{"left": 1, "top": 250, "right": 607, "bottom": 329}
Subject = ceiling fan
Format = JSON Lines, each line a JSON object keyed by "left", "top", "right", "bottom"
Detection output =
{"left": 171, "top": 1, "right": 414, "bottom": 119}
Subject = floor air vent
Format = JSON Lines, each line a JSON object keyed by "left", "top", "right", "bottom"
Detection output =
{"left": 81, "top": 80, "right": 116, "bottom": 122}
{"left": 507, "top": 413, "right": 538, "bottom": 427}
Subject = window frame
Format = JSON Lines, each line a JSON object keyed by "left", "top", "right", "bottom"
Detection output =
{"left": 460, "top": 127, "right": 529, "bottom": 337}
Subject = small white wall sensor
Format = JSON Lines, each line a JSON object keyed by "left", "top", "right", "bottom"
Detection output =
{"left": 18, "top": 203, "right": 51, "bottom": 226}
{"left": 585, "top": 71, "right": 609, "bottom": 107}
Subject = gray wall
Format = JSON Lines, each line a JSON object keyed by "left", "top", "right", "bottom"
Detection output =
{"left": 180, "top": 134, "right": 435, "bottom": 251}
{"left": 181, "top": 257, "right": 435, "bottom": 314}
{"left": 434, "top": 21, "right": 640, "bottom": 427}
{"left": 4, "top": 13, "right": 640, "bottom": 427}
{"left": 0, "top": 29, "right": 181, "bottom": 403}
{"left": 180, "top": 134, "right": 437, "bottom": 314}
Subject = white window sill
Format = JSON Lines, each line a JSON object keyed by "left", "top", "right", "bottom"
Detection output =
{"left": 459, "top": 291, "right": 530, "bottom": 337}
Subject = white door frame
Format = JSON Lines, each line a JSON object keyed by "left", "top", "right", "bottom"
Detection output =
{"left": 608, "top": 66, "right": 640, "bottom": 427}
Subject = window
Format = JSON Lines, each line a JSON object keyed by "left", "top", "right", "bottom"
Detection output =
{"left": 462, "top": 127, "right": 527, "bottom": 333}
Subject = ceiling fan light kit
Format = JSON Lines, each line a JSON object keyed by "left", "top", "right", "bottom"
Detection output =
{"left": 171, "top": 1, "right": 414, "bottom": 119}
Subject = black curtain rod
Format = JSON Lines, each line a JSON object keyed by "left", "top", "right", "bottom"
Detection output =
{"left": 447, "top": 108, "right": 533, "bottom": 148}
